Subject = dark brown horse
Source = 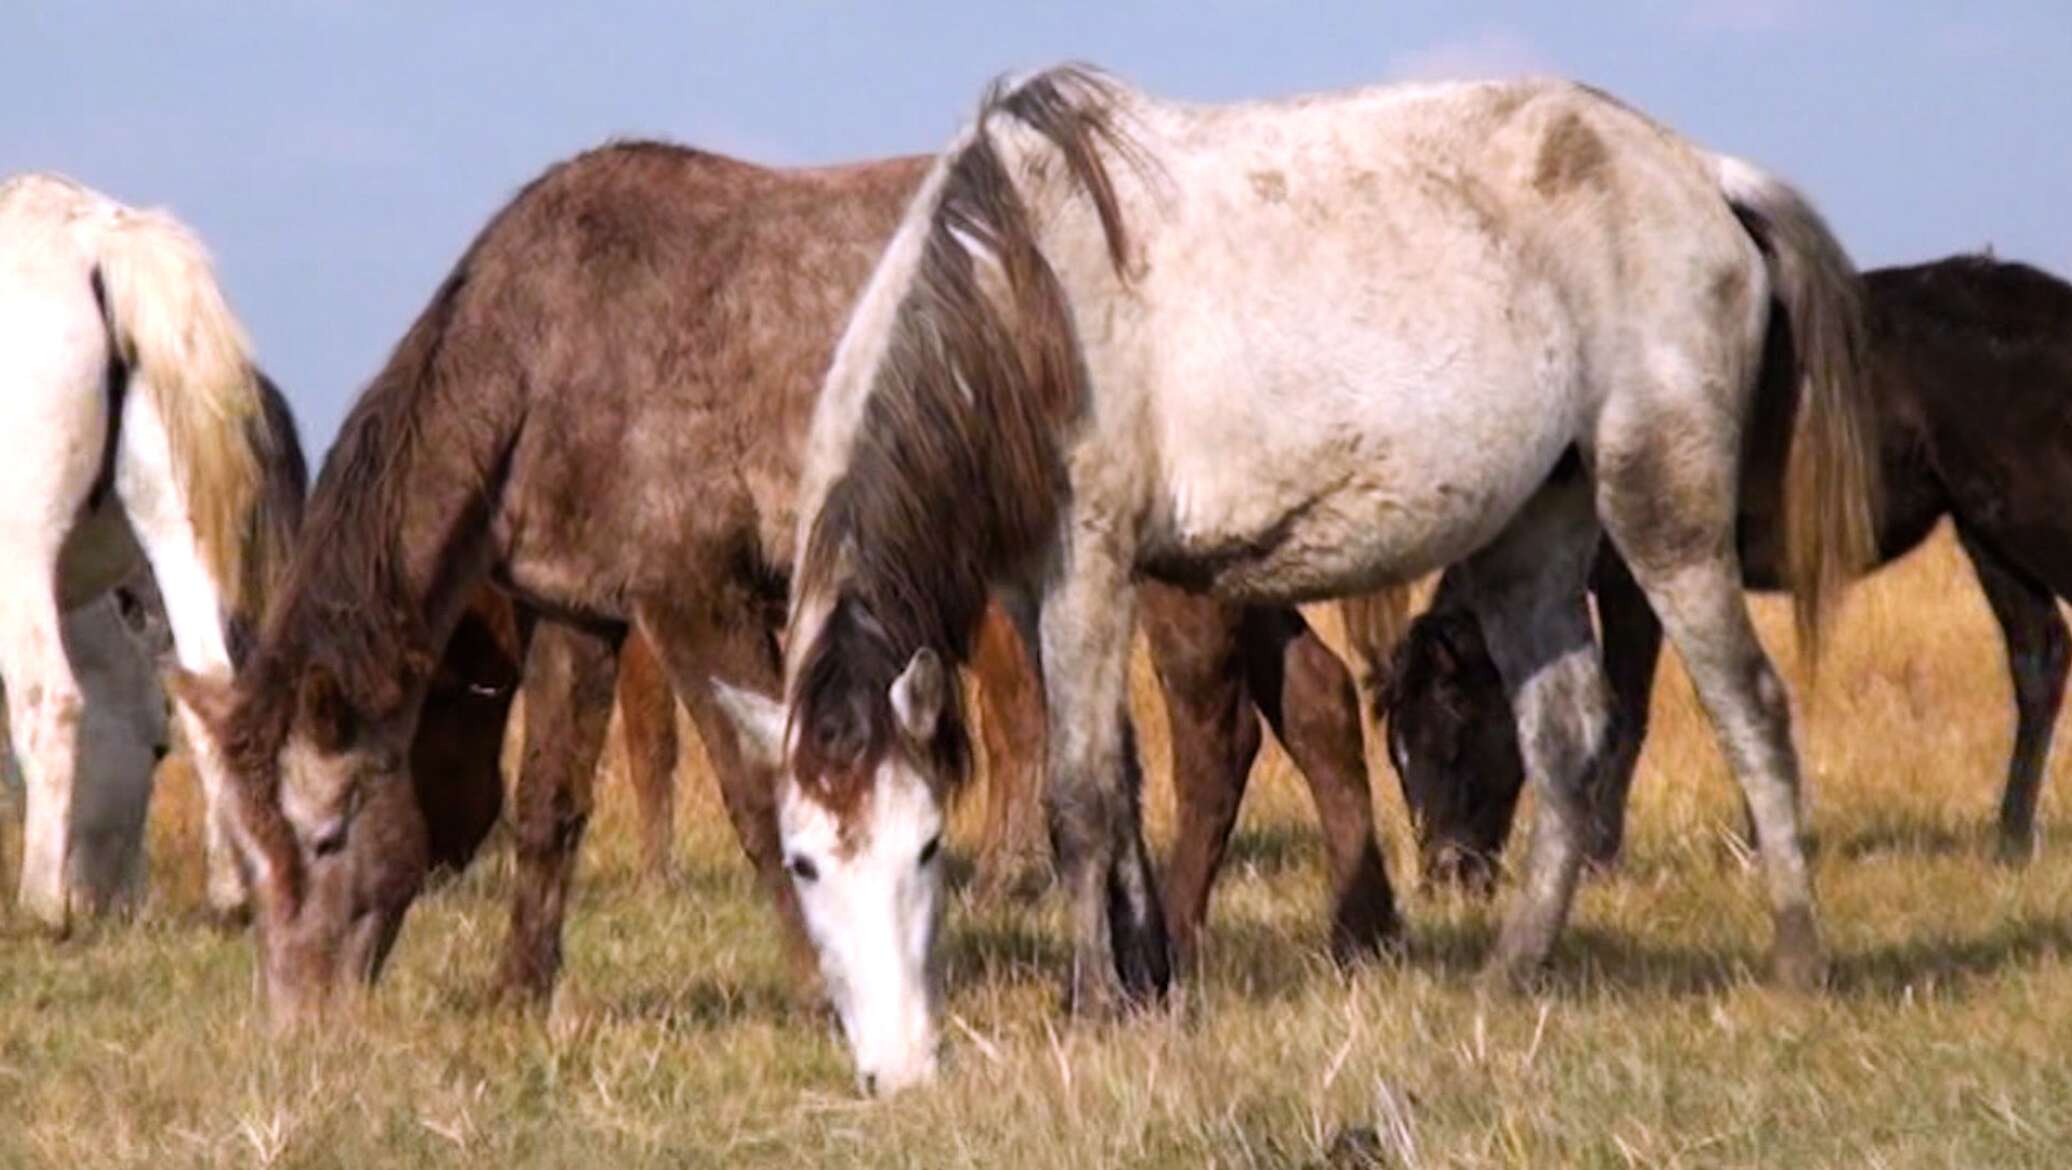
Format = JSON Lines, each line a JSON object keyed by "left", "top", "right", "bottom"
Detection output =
{"left": 1371, "top": 255, "right": 2072, "bottom": 884}
{"left": 176, "top": 141, "right": 1394, "bottom": 1020}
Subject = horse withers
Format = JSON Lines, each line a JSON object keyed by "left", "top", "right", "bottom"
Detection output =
{"left": 1377, "top": 255, "right": 2072, "bottom": 882}
{"left": 721, "top": 64, "right": 1877, "bottom": 1090}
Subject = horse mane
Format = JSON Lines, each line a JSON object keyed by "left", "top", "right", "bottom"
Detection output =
{"left": 788, "top": 64, "right": 1141, "bottom": 803}
{"left": 236, "top": 262, "right": 480, "bottom": 731}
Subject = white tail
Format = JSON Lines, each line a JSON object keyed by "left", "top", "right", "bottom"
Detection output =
{"left": 94, "top": 208, "right": 268, "bottom": 613}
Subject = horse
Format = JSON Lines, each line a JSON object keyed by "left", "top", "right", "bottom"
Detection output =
{"left": 173, "top": 138, "right": 1396, "bottom": 1033}
{"left": 0, "top": 172, "right": 302, "bottom": 927}
{"left": 1372, "top": 255, "right": 2072, "bottom": 884}
{"left": 716, "top": 64, "right": 1879, "bottom": 1091}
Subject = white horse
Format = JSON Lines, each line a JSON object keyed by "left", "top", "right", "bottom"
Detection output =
{"left": 719, "top": 65, "right": 1877, "bottom": 1092}
{"left": 0, "top": 173, "right": 300, "bottom": 927}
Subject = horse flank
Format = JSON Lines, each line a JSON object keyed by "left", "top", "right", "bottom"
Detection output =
{"left": 94, "top": 205, "right": 282, "bottom": 618}
{"left": 787, "top": 66, "right": 1141, "bottom": 801}
{"left": 1716, "top": 156, "right": 1881, "bottom": 661}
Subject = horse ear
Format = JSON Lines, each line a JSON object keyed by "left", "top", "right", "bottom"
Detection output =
{"left": 1429, "top": 630, "right": 1460, "bottom": 676}
{"left": 711, "top": 680, "right": 786, "bottom": 771}
{"left": 889, "top": 648, "right": 946, "bottom": 743}
{"left": 167, "top": 666, "right": 235, "bottom": 735}
{"left": 298, "top": 665, "right": 354, "bottom": 751}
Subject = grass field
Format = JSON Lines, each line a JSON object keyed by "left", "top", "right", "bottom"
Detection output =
{"left": 5, "top": 525, "right": 2072, "bottom": 1168}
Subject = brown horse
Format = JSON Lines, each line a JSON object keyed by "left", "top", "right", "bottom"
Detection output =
{"left": 176, "top": 140, "right": 1394, "bottom": 1020}
{"left": 1371, "top": 255, "right": 2072, "bottom": 884}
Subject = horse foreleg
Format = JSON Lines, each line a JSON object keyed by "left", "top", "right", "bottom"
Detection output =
{"left": 1236, "top": 602, "right": 1400, "bottom": 961}
{"left": 1022, "top": 544, "right": 1171, "bottom": 1016}
{"left": 3, "top": 582, "right": 87, "bottom": 930}
{"left": 1954, "top": 524, "right": 2071, "bottom": 863}
{"left": 497, "top": 620, "right": 621, "bottom": 1002}
{"left": 1582, "top": 546, "right": 1667, "bottom": 868}
{"left": 968, "top": 598, "right": 1048, "bottom": 896}
{"left": 1468, "top": 477, "right": 1615, "bottom": 989}
{"left": 616, "top": 631, "right": 680, "bottom": 883}
{"left": 1138, "top": 583, "right": 1261, "bottom": 972}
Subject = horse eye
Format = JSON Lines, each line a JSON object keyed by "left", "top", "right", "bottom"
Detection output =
{"left": 787, "top": 855, "right": 820, "bottom": 883}
{"left": 918, "top": 834, "right": 942, "bottom": 868}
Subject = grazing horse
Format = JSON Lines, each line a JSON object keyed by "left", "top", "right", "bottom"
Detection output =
{"left": 0, "top": 172, "right": 301, "bottom": 926}
{"left": 1373, "top": 255, "right": 2072, "bottom": 881}
{"left": 717, "top": 65, "right": 1877, "bottom": 1091}
{"left": 175, "top": 139, "right": 1392, "bottom": 1029}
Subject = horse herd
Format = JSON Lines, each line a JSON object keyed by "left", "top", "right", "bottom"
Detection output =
{"left": 2, "top": 64, "right": 2067, "bottom": 1096}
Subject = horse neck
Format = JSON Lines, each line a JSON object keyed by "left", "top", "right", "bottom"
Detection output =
{"left": 262, "top": 359, "right": 515, "bottom": 733}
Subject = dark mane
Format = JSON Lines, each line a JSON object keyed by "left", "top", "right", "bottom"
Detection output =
{"left": 788, "top": 66, "right": 1142, "bottom": 800}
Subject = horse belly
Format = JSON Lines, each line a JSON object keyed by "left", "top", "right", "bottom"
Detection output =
{"left": 1134, "top": 281, "right": 1583, "bottom": 603}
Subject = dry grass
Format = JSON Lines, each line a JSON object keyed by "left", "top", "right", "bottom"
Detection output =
{"left": 5, "top": 525, "right": 2072, "bottom": 1167}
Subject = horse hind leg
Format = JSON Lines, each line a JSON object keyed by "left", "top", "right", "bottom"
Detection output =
{"left": 1465, "top": 471, "right": 1617, "bottom": 987}
{"left": 1953, "top": 524, "right": 2070, "bottom": 863}
{"left": 1597, "top": 422, "right": 1824, "bottom": 989}
{"left": 1138, "top": 583, "right": 1263, "bottom": 972}
{"left": 968, "top": 598, "right": 1048, "bottom": 898}
{"left": 1233, "top": 600, "right": 1399, "bottom": 961}
{"left": 615, "top": 630, "right": 680, "bottom": 884}
{"left": 3, "top": 579, "right": 89, "bottom": 929}
{"left": 111, "top": 383, "right": 248, "bottom": 919}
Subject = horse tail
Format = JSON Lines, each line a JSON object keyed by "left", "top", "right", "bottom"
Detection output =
{"left": 94, "top": 208, "right": 280, "bottom": 622}
{"left": 1715, "top": 153, "right": 1880, "bottom": 663}
{"left": 1338, "top": 586, "right": 1414, "bottom": 714}
{"left": 225, "top": 371, "right": 308, "bottom": 662}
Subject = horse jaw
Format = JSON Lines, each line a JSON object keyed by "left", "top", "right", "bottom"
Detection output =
{"left": 709, "top": 680, "right": 783, "bottom": 771}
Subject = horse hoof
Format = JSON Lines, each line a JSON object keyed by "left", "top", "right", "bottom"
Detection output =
{"left": 1328, "top": 899, "right": 1403, "bottom": 966}
{"left": 1995, "top": 830, "right": 2037, "bottom": 867}
{"left": 1111, "top": 930, "right": 1172, "bottom": 1007}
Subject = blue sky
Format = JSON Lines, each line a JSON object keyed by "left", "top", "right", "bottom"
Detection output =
{"left": 9, "top": 2, "right": 2068, "bottom": 452}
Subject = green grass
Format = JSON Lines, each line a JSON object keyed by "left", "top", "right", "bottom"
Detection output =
{"left": 5, "top": 527, "right": 2071, "bottom": 1167}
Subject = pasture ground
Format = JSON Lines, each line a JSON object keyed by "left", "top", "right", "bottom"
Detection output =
{"left": 4, "top": 526, "right": 2072, "bottom": 1168}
